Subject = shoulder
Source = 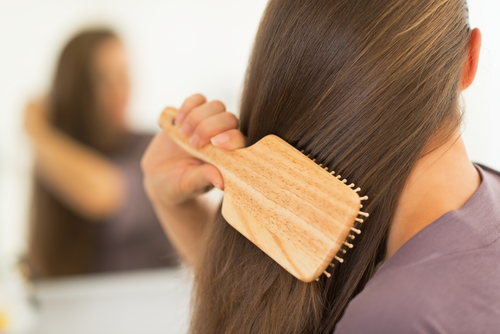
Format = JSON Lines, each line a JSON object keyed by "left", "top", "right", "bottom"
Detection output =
{"left": 335, "top": 164, "right": 500, "bottom": 333}
{"left": 335, "top": 249, "right": 500, "bottom": 333}
{"left": 110, "top": 132, "right": 155, "bottom": 162}
{"left": 127, "top": 132, "right": 155, "bottom": 151}
{"left": 478, "top": 163, "right": 500, "bottom": 179}
{"left": 477, "top": 163, "right": 500, "bottom": 197}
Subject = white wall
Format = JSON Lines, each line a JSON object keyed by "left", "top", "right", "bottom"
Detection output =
{"left": 462, "top": 0, "right": 500, "bottom": 169}
{"left": 0, "top": 0, "right": 499, "bottom": 260}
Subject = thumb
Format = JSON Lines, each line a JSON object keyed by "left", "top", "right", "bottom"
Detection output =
{"left": 182, "top": 163, "right": 225, "bottom": 195}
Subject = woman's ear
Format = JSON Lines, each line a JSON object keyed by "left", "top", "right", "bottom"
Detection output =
{"left": 461, "top": 28, "right": 482, "bottom": 90}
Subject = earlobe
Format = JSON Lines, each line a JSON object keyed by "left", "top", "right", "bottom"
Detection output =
{"left": 461, "top": 28, "right": 482, "bottom": 90}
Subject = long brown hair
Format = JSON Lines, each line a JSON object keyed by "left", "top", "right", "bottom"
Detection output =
{"left": 28, "top": 29, "right": 119, "bottom": 277}
{"left": 191, "top": 0, "right": 471, "bottom": 332}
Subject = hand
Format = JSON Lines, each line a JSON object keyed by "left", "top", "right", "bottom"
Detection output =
{"left": 24, "top": 97, "right": 50, "bottom": 138}
{"left": 141, "top": 94, "right": 246, "bottom": 206}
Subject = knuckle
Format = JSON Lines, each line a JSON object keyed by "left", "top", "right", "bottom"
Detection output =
{"left": 208, "top": 100, "right": 226, "bottom": 112}
{"left": 193, "top": 119, "right": 211, "bottom": 139}
{"left": 182, "top": 94, "right": 206, "bottom": 111}
{"left": 223, "top": 112, "right": 239, "bottom": 128}
{"left": 184, "top": 106, "right": 202, "bottom": 126}
{"left": 189, "top": 93, "right": 206, "bottom": 104}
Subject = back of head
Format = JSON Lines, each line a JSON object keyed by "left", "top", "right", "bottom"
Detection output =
{"left": 191, "top": 0, "right": 471, "bottom": 333}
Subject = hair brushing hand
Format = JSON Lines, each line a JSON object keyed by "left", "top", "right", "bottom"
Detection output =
{"left": 141, "top": 94, "right": 247, "bottom": 207}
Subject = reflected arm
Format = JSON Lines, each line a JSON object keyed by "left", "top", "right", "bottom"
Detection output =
{"left": 30, "top": 125, "right": 126, "bottom": 221}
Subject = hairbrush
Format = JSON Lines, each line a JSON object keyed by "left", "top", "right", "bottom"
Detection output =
{"left": 159, "top": 107, "right": 368, "bottom": 282}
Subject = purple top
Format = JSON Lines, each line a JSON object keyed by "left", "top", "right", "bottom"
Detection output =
{"left": 334, "top": 164, "right": 500, "bottom": 333}
{"left": 94, "top": 133, "right": 179, "bottom": 272}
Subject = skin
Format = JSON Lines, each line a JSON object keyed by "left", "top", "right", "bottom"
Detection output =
{"left": 142, "top": 29, "right": 482, "bottom": 266}
{"left": 386, "top": 28, "right": 482, "bottom": 260}
{"left": 25, "top": 38, "right": 130, "bottom": 220}
{"left": 141, "top": 97, "right": 243, "bottom": 263}
{"left": 92, "top": 37, "right": 131, "bottom": 148}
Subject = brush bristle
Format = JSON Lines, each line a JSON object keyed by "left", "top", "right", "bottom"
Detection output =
{"left": 299, "top": 149, "right": 369, "bottom": 282}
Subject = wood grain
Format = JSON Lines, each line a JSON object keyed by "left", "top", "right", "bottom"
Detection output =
{"left": 159, "top": 107, "right": 361, "bottom": 282}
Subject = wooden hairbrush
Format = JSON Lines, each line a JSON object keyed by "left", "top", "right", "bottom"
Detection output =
{"left": 159, "top": 107, "right": 368, "bottom": 282}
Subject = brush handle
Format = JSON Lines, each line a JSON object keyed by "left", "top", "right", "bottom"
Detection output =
{"left": 159, "top": 107, "right": 233, "bottom": 170}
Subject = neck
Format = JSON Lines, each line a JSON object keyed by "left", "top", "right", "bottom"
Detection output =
{"left": 386, "top": 132, "right": 480, "bottom": 261}
{"left": 94, "top": 115, "right": 129, "bottom": 153}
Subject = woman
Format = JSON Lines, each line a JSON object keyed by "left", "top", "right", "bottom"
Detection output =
{"left": 26, "top": 29, "right": 178, "bottom": 278}
{"left": 142, "top": 0, "right": 499, "bottom": 333}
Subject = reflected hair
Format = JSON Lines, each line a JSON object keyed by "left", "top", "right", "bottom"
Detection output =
{"left": 190, "top": 0, "right": 471, "bottom": 333}
{"left": 28, "top": 29, "right": 117, "bottom": 277}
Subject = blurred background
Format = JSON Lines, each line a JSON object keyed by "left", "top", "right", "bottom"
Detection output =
{"left": 0, "top": 0, "right": 498, "bottom": 333}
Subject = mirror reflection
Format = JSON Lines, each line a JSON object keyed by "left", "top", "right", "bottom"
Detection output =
{"left": 26, "top": 29, "right": 180, "bottom": 278}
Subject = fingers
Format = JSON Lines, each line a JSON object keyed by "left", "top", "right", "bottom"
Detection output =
{"left": 176, "top": 94, "right": 207, "bottom": 125}
{"left": 174, "top": 96, "right": 246, "bottom": 150}
{"left": 210, "top": 129, "right": 247, "bottom": 150}
{"left": 182, "top": 162, "right": 225, "bottom": 192}
{"left": 179, "top": 100, "right": 226, "bottom": 137}
{"left": 189, "top": 112, "right": 239, "bottom": 148}
{"left": 141, "top": 132, "right": 185, "bottom": 174}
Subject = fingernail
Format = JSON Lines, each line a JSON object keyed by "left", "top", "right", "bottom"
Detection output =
{"left": 175, "top": 112, "right": 186, "bottom": 125}
{"left": 210, "top": 133, "right": 229, "bottom": 146}
{"left": 180, "top": 124, "right": 191, "bottom": 137}
{"left": 190, "top": 134, "right": 200, "bottom": 147}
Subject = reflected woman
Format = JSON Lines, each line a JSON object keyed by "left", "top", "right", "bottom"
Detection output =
{"left": 25, "top": 29, "right": 178, "bottom": 277}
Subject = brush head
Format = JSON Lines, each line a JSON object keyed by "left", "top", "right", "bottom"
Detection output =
{"left": 219, "top": 135, "right": 361, "bottom": 282}
{"left": 160, "top": 107, "right": 365, "bottom": 282}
